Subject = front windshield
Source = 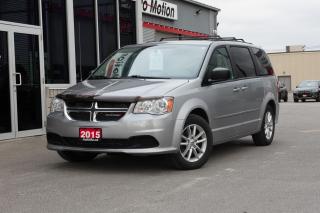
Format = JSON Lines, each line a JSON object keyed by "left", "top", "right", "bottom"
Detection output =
{"left": 298, "top": 81, "right": 318, "bottom": 88}
{"left": 90, "top": 44, "right": 209, "bottom": 79}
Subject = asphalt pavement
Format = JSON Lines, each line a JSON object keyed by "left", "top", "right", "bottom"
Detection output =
{"left": 1, "top": 99, "right": 320, "bottom": 213}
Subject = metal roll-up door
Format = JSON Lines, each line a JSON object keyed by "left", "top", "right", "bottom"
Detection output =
{"left": 143, "top": 28, "right": 155, "bottom": 42}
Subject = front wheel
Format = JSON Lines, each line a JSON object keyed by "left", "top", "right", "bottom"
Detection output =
{"left": 252, "top": 106, "right": 275, "bottom": 146}
{"left": 170, "top": 114, "right": 212, "bottom": 170}
{"left": 57, "top": 151, "right": 98, "bottom": 162}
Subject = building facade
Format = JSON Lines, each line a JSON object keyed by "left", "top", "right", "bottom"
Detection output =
{"left": 269, "top": 50, "right": 320, "bottom": 91}
{"left": 0, "top": 0, "right": 219, "bottom": 140}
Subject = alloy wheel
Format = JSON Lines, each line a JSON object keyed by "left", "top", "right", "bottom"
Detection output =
{"left": 180, "top": 124, "right": 207, "bottom": 163}
{"left": 264, "top": 111, "right": 274, "bottom": 140}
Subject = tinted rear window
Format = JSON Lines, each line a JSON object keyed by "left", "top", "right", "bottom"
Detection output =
{"left": 230, "top": 47, "right": 256, "bottom": 78}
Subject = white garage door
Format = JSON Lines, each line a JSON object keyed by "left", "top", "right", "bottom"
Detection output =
{"left": 278, "top": 75, "right": 292, "bottom": 91}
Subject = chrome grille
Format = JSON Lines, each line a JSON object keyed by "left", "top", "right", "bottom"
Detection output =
{"left": 65, "top": 101, "right": 130, "bottom": 122}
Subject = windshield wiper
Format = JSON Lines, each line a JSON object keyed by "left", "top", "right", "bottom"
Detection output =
{"left": 90, "top": 76, "right": 117, "bottom": 80}
{"left": 128, "top": 75, "right": 171, "bottom": 79}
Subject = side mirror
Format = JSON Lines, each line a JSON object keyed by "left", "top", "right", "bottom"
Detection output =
{"left": 209, "top": 67, "right": 231, "bottom": 82}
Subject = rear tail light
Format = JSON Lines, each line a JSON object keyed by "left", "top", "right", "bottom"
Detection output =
{"left": 267, "top": 67, "right": 275, "bottom": 76}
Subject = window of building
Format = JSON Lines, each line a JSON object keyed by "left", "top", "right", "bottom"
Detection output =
{"left": 42, "top": 0, "right": 69, "bottom": 83}
{"left": 0, "top": 0, "right": 39, "bottom": 25}
{"left": 98, "top": 0, "right": 118, "bottom": 62}
{"left": 119, "top": 0, "right": 136, "bottom": 47}
{"left": 74, "top": 0, "right": 97, "bottom": 82}
{"left": 230, "top": 47, "right": 256, "bottom": 78}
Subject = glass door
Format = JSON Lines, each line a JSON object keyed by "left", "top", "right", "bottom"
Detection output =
{"left": 0, "top": 30, "right": 15, "bottom": 140}
{"left": 0, "top": 24, "right": 45, "bottom": 140}
{"left": 14, "top": 33, "right": 43, "bottom": 134}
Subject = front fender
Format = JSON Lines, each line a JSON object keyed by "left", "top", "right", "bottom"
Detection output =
{"left": 171, "top": 98, "right": 210, "bottom": 148}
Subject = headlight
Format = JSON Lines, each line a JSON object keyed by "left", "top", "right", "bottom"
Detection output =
{"left": 133, "top": 97, "right": 174, "bottom": 115}
{"left": 50, "top": 97, "right": 65, "bottom": 113}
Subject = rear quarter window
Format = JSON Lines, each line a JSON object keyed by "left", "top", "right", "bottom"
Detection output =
{"left": 252, "top": 47, "right": 274, "bottom": 76}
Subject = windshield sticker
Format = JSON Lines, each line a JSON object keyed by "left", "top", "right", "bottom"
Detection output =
{"left": 105, "top": 53, "right": 131, "bottom": 78}
{"left": 149, "top": 50, "right": 164, "bottom": 70}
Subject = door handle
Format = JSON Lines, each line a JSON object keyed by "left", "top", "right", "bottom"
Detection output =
{"left": 14, "top": 73, "right": 22, "bottom": 86}
{"left": 233, "top": 87, "right": 240, "bottom": 92}
{"left": 241, "top": 86, "right": 248, "bottom": 91}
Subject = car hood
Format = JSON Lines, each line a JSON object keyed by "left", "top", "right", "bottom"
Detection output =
{"left": 57, "top": 79, "right": 189, "bottom": 102}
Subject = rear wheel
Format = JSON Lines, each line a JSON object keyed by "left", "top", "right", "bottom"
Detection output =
{"left": 294, "top": 98, "right": 298, "bottom": 102}
{"left": 57, "top": 151, "right": 98, "bottom": 162}
{"left": 284, "top": 94, "right": 288, "bottom": 102}
{"left": 252, "top": 106, "right": 275, "bottom": 146}
{"left": 302, "top": 99, "right": 306, "bottom": 102}
{"left": 170, "top": 114, "right": 212, "bottom": 170}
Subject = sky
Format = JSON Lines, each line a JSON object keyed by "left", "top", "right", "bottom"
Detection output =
{"left": 195, "top": 0, "right": 320, "bottom": 52}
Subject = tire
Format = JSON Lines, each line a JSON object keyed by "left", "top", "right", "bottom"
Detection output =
{"left": 302, "top": 99, "right": 306, "bottom": 102}
{"left": 294, "top": 99, "right": 298, "bottom": 103}
{"left": 57, "top": 151, "right": 98, "bottom": 162}
{"left": 170, "top": 114, "right": 212, "bottom": 170}
{"left": 252, "top": 106, "right": 275, "bottom": 146}
{"left": 284, "top": 94, "right": 288, "bottom": 102}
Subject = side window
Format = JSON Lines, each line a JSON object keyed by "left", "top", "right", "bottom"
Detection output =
{"left": 207, "top": 47, "right": 233, "bottom": 79}
{"left": 230, "top": 47, "right": 256, "bottom": 78}
{"left": 252, "top": 47, "right": 274, "bottom": 76}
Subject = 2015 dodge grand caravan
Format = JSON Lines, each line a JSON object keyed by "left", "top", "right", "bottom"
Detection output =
{"left": 47, "top": 37, "right": 279, "bottom": 170}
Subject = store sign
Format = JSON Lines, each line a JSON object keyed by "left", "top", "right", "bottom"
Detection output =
{"left": 142, "top": 0, "right": 178, "bottom": 20}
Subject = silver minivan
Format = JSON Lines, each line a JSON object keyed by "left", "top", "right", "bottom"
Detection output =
{"left": 47, "top": 37, "right": 279, "bottom": 169}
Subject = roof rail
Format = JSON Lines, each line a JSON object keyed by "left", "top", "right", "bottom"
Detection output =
{"left": 160, "top": 35, "right": 251, "bottom": 44}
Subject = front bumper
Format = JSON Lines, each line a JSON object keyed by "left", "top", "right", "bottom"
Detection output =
{"left": 293, "top": 92, "right": 319, "bottom": 99}
{"left": 46, "top": 111, "right": 182, "bottom": 155}
{"left": 47, "top": 144, "right": 177, "bottom": 155}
